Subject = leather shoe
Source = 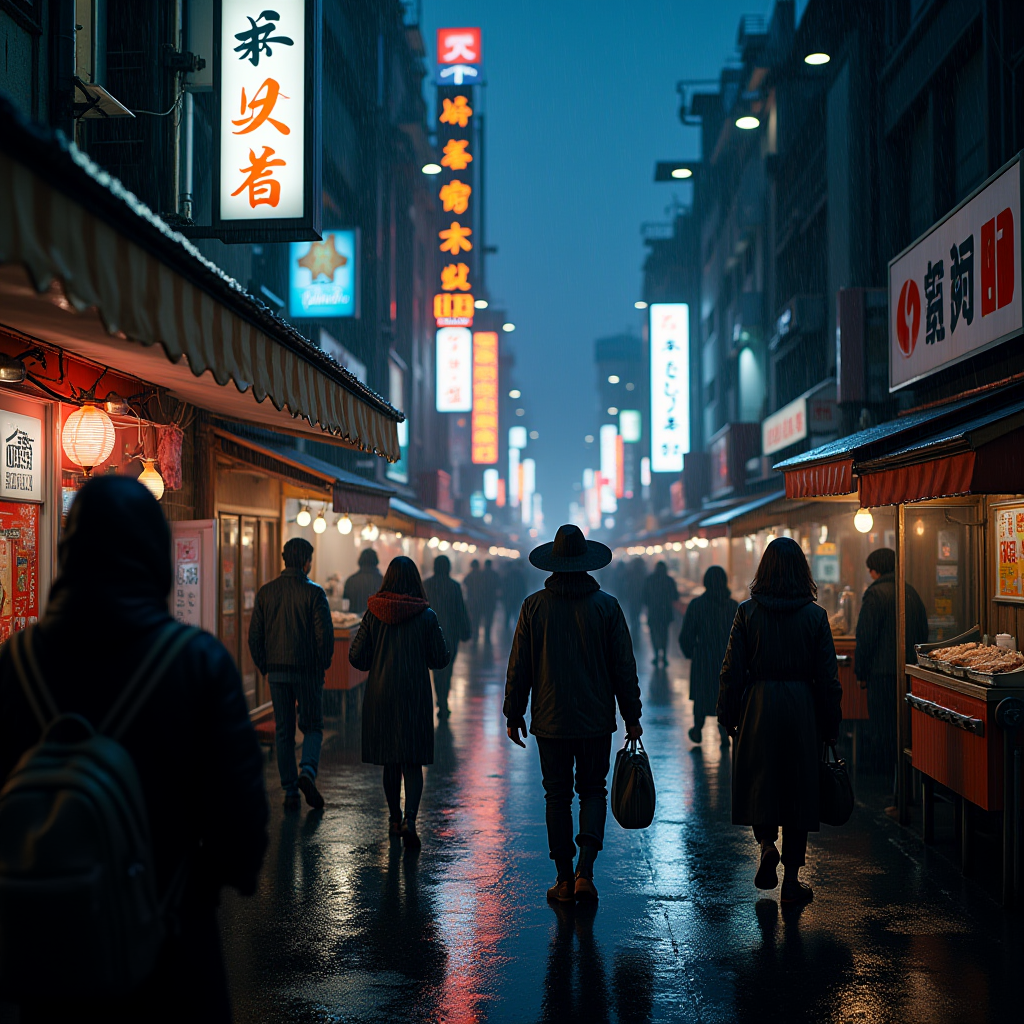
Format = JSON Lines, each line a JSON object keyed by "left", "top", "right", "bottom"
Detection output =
{"left": 754, "top": 843, "right": 780, "bottom": 890}
{"left": 401, "top": 818, "right": 421, "bottom": 850}
{"left": 688, "top": 726, "right": 702, "bottom": 743}
{"left": 547, "top": 879, "right": 575, "bottom": 903}
{"left": 574, "top": 874, "right": 599, "bottom": 902}
{"left": 297, "top": 771, "right": 325, "bottom": 810}
{"left": 283, "top": 792, "right": 301, "bottom": 810}
{"left": 780, "top": 879, "right": 814, "bottom": 904}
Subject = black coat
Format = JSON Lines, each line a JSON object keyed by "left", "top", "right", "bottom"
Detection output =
{"left": 503, "top": 573, "right": 642, "bottom": 738}
{"left": 642, "top": 571, "right": 679, "bottom": 626}
{"left": 343, "top": 567, "right": 383, "bottom": 615}
{"left": 718, "top": 596, "right": 841, "bottom": 831}
{"left": 679, "top": 589, "right": 739, "bottom": 719}
{"left": 349, "top": 596, "right": 450, "bottom": 764}
{"left": 248, "top": 568, "right": 334, "bottom": 679}
{"left": 855, "top": 572, "right": 929, "bottom": 681}
{"left": 423, "top": 572, "right": 471, "bottom": 658}
{"left": 0, "top": 477, "right": 267, "bottom": 1023}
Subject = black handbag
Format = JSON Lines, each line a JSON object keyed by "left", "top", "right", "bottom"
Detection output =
{"left": 818, "top": 742, "right": 855, "bottom": 826}
{"left": 610, "top": 738, "right": 656, "bottom": 829}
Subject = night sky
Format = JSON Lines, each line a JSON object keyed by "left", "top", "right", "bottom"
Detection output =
{"left": 421, "top": 0, "right": 798, "bottom": 534}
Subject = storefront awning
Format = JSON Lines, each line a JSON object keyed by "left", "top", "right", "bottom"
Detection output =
{"left": 212, "top": 428, "right": 393, "bottom": 516}
{"left": 698, "top": 490, "right": 787, "bottom": 530}
{"left": 0, "top": 98, "right": 401, "bottom": 460}
{"left": 383, "top": 498, "right": 446, "bottom": 538}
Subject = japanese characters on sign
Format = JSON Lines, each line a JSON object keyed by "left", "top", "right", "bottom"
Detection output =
{"left": 649, "top": 303, "right": 690, "bottom": 473}
{"left": 995, "top": 502, "right": 1024, "bottom": 603}
{"left": 471, "top": 332, "right": 499, "bottom": 464}
{"left": 288, "top": 229, "right": 357, "bottom": 318}
{"left": 0, "top": 410, "right": 42, "bottom": 502}
{"left": 890, "top": 158, "right": 1021, "bottom": 390}
{"left": 435, "top": 27, "right": 482, "bottom": 86}
{"left": 0, "top": 501, "right": 38, "bottom": 642}
{"left": 436, "top": 327, "right": 472, "bottom": 413}
{"left": 218, "top": 1, "right": 310, "bottom": 227}
{"left": 762, "top": 395, "right": 807, "bottom": 456}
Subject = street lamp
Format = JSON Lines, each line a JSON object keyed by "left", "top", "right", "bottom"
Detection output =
{"left": 671, "top": 167, "right": 692, "bottom": 178}
{"left": 421, "top": 163, "right": 442, "bottom": 175}
{"left": 502, "top": 322, "right": 515, "bottom": 332}
{"left": 804, "top": 52, "right": 830, "bottom": 65}
{"left": 634, "top": 301, "right": 648, "bottom": 310}
{"left": 735, "top": 115, "right": 760, "bottom": 130}
{"left": 474, "top": 299, "right": 488, "bottom": 308}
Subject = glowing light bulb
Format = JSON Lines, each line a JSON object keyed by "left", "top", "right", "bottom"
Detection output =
{"left": 804, "top": 52, "right": 830, "bottom": 65}
{"left": 735, "top": 115, "right": 760, "bottom": 130}
{"left": 337, "top": 516, "right": 353, "bottom": 535}
{"left": 671, "top": 167, "right": 693, "bottom": 179}
{"left": 296, "top": 507, "right": 311, "bottom": 527}
{"left": 137, "top": 459, "right": 164, "bottom": 501}
{"left": 62, "top": 403, "right": 115, "bottom": 474}
{"left": 313, "top": 514, "right": 327, "bottom": 534}
{"left": 853, "top": 509, "right": 874, "bottom": 534}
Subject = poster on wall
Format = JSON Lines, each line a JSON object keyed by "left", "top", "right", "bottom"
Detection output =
{"left": 0, "top": 502, "right": 38, "bottom": 643}
{"left": 0, "top": 410, "right": 42, "bottom": 503}
{"left": 995, "top": 502, "right": 1024, "bottom": 602}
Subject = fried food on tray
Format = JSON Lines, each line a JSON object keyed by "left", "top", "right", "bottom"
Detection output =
{"left": 929, "top": 642, "right": 980, "bottom": 663}
{"left": 928, "top": 641, "right": 1024, "bottom": 674}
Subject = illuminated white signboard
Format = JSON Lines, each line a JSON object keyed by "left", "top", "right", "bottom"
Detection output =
{"left": 508, "top": 425, "right": 527, "bottom": 449}
{"left": 483, "top": 468, "right": 499, "bottom": 500}
{"left": 599, "top": 424, "right": 618, "bottom": 514}
{"left": 650, "top": 303, "right": 690, "bottom": 472}
{"left": 435, "top": 327, "right": 473, "bottom": 412}
{"left": 619, "top": 409, "right": 641, "bottom": 444}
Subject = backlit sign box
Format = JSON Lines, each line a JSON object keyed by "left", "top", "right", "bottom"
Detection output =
{"left": 650, "top": 303, "right": 690, "bottom": 473}
{"left": 435, "top": 327, "right": 472, "bottom": 412}
{"left": 289, "top": 230, "right": 357, "bottom": 318}
{"left": 889, "top": 155, "right": 1022, "bottom": 390}
{"left": 762, "top": 396, "right": 807, "bottom": 456}
{"left": 213, "top": 0, "right": 321, "bottom": 241}
{"left": 436, "top": 26, "right": 482, "bottom": 85}
{"left": 0, "top": 410, "right": 42, "bottom": 502}
{"left": 471, "top": 331, "right": 499, "bottom": 464}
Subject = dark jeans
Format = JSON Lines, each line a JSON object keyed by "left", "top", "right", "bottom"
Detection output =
{"left": 752, "top": 824, "right": 808, "bottom": 867}
{"left": 269, "top": 676, "right": 324, "bottom": 795}
{"left": 536, "top": 734, "right": 613, "bottom": 861}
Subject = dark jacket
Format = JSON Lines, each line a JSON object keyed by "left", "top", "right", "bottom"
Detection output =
{"left": 0, "top": 477, "right": 267, "bottom": 1023}
{"left": 855, "top": 572, "right": 929, "bottom": 681}
{"left": 423, "top": 572, "right": 472, "bottom": 655}
{"left": 349, "top": 593, "right": 450, "bottom": 764}
{"left": 642, "top": 570, "right": 680, "bottom": 626}
{"left": 503, "top": 573, "right": 642, "bottom": 738}
{"left": 248, "top": 568, "right": 334, "bottom": 681}
{"left": 343, "top": 567, "right": 383, "bottom": 615}
{"left": 680, "top": 588, "right": 739, "bottom": 719}
{"left": 718, "top": 596, "right": 841, "bottom": 830}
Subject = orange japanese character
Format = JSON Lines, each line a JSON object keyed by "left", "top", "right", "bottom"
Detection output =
{"left": 441, "top": 262, "right": 472, "bottom": 291}
{"left": 232, "top": 77, "right": 290, "bottom": 134}
{"left": 439, "top": 95, "right": 473, "bottom": 127}
{"left": 439, "top": 221, "right": 472, "bottom": 255}
{"left": 441, "top": 139, "right": 473, "bottom": 171}
{"left": 231, "top": 145, "right": 286, "bottom": 208}
{"left": 439, "top": 179, "right": 471, "bottom": 215}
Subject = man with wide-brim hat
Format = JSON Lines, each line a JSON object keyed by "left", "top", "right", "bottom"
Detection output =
{"left": 504, "top": 524, "right": 642, "bottom": 904}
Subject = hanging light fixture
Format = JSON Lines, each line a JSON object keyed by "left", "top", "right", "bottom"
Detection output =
{"left": 853, "top": 509, "right": 874, "bottom": 534}
{"left": 137, "top": 459, "right": 165, "bottom": 500}
{"left": 62, "top": 403, "right": 116, "bottom": 476}
{"left": 337, "top": 515, "right": 353, "bottom": 535}
{"left": 296, "top": 506, "right": 312, "bottom": 527}
{"left": 103, "top": 392, "right": 130, "bottom": 416}
{"left": 313, "top": 512, "right": 327, "bottom": 534}
{"left": 363, "top": 523, "right": 380, "bottom": 542}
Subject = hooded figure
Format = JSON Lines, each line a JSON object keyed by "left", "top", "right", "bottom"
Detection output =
{"left": 641, "top": 561, "right": 680, "bottom": 666}
{"left": 343, "top": 547, "right": 383, "bottom": 615}
{"left": 0, "top": 476, "right": 268, "bottom": 1023}
{"left": 423, "top": 554, "right": 471, "bottom": 717}
{"left": 679, "top": 566, "right": 738, "bottom": 744}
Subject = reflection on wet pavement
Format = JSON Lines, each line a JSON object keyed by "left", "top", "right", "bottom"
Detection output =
{"left": 221, "top": 632, "right": 1024, "bottom": 1023}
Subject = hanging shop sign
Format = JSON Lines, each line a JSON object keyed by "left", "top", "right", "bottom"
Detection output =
{"left": 288, "top": 229, "right": 357, "bottom": 318}
{"left": 0, "top": 501, "right": 38, "bottom": 642}
{"left": 890, "top": 155, "right": 1021, "bottom": 390}
{"left": 213, "top": 0, "right": 321, "bottom": 242}
{"left": 435, "top": 27, "right": 482, "bottom": 86}
{"left": 471, "top": 331, "right": 498, "bottom": 464}
{"left": 599, "top": 424, "right": 618, "bottom": 514}
{"left": 650, "top": 303, "right": 690, "bottom": 472}
{"left": 995, "top": 501, "right": 1024, "bottom": 603}
{"left": 0, "top": 410, "right": 42, "bottom": 503}
{"left": 619, "top": 409, "right": 641, "bottom": 444}
{"left": 762, "top": 395, "right": 807, "bottom": 456}
{"left": 436, "top": 327, "right": 472, "bottom": 412}
{"left": 387, "top": 360, "right": 409, "bottom": 483}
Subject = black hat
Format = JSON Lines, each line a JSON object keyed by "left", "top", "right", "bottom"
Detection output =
{"left": 529, "top": 524, "right": 612, "bottom": 573}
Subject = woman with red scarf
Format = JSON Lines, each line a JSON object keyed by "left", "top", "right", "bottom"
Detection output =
{"left": 349, "top": 556, "right": 450, "bottom": 848}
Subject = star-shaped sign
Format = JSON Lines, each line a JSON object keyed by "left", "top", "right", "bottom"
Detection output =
{"left": 298, "top": 235, "right": 348, "bottom": 281}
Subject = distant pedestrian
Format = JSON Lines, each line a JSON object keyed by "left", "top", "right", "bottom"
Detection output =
{"left": 623, "top": 559, "right": 646, "bottom": 646}
{"left": 502, "top": 559, "right": 527, "bottom": 631}
{"left": 343, "top": 547, "right": 383, "bottom": 615}
{"left": 855, "top": 547, "right": 929, "bottom": 792}
{"left": 349, "top": 556, "right": 449, "bottom": 849}
{"left": 0, "top": 476, "right": 267, "bottom": 1023}
{"left": 679, "top": 566, "right": 738, "bottom": 745}
{"left": 718, "top": 537, "right": 841, "bottom": 904}
{"left": 504, "top": 524, "right": 642, "bottom": 904}
{"left": 463, "top": 559, "right": 483, "bottom": 643}
{"left": 642, "top": 562, "right": 679, "bottom": 666}
{"left": 423, "top": 554, "right": 471, "bottom": 718}
{"left": 249, "top": 537, "right": 334, "bottom": 810}
{"left": 479, "top": 558, "right": 501, "bottom": 646}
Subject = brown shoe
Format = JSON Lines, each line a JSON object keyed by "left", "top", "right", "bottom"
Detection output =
{"left": 574, "top": 874, "right": 599, "bottom": 902}
{"left": 547, "top": 879, "right": 575, "bottom": 903}
{"left": 754, "top": 843, "right": 780, "bottom": 890}
{"left": 780, "top": 879, "right": 813, "bottom": 904}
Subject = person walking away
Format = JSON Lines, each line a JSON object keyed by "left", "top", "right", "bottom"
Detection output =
{"left": 855, "top": 547, "right": 928, "bottom": 801}
{"left": 423, "top": 554, "right": 471, "bottom": 718}
{"left": 343, "top": 547, "right": 383, "bottom": 615}
{"left": 0, "top": 476, "right": 267, "bottom": 1023}
{"left": 349, "top": 556, "right": 449, "bottom": 848}
{"left": 642, "top": 562, "right": 680, "bottom": 667}
{"left": 463, "top": 559, "right": 484, "bottom": 644}
{"left": 479, "top": 559, "right": 501, "bottom": 647}
{"left": 623, "top": 559, "right": 646, "bottom": 648}
{"left": 679, "top": 566, "right": 738, "bottom": 745}
{"left": 502, "top": 559, "right": 527, "bottom": 632}
{"left": 504, "top": 524, "right": 642, "bottom": 904}
{"left": 249, "top": 537, "right": 334, "bottom": 810}
{"left": 718, "top": 537, "right": 841, "bottom": 904}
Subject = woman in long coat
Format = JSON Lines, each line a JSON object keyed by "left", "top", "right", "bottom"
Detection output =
{"left": 349, "top": 556, "right": 449, "bottom": 848}
{"left": 641, "top": 562, "right": 679, "bottom": 666}
{"left": 679, "top": 566, "right": 738, "bottom": 745}
{"left": 718, "top": 537, "right": 841, "bottom": 903}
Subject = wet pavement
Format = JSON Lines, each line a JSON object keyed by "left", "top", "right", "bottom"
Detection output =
{"left": 221, "top": 627, "right": 1024, "bottom": 1023}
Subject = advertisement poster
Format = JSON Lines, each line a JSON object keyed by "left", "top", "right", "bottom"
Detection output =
{"left": 288, "top": 230, "right": 357, "bottom": 318}
{"left": 995, "top": 503, "right": 1024, "bottom": 601}
{"left": 173, "top": 535, "right": 202, "bottom": 627}
{"left": 0, "top": 501, "right": 39, "bottom": 643}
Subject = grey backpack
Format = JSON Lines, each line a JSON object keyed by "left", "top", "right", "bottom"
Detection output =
{"left": 0, "top": 622, "right": 198, "bottom": 999}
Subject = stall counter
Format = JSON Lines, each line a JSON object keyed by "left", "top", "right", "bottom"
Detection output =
{"left": 327, "top": 624, "right": 368, "bottom": 691}
{"left": 834, "top": 636, "right": 868, "bottom": 720}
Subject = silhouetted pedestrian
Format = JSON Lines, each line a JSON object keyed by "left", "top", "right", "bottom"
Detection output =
{"left": 679, "top": 566, "right": 738, "bottom": 745}
{"left": 349, "top": 556, "right": 449, "bottom": 849}
{"left": 479, "top": 558, "right": 501, "bottom": 646}
{"left": 463, "top": 558, "right": 483, "bottom": 643}
{"left": 642, "top": 561, "right": 679, "bottom": 666}
{"left": 502, "top": 559, "right": 527, "bottom": 631}
{"left": 504, "top": 524, "right": 642, "bottom": 904}
{"left": 623, "top": 558, "right": 646, "bottom": 646}
{"left": 423, "top": 554, "right": 471, "bottom": 718}
{"left": 249, "top": 537, "right": 334, "bottom": 810}
{"left": 343, "top": 547, "right": 383, "bottom": 614}
{"left": 718, "top": 537, "right": 841, "bottom": 904}
{"left": 0, "top": 476, "right": 267, "bottom": 1023}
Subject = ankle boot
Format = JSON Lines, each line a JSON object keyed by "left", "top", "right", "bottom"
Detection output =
{"left": 576, "top": 844, "right": 598, "bottom": 879}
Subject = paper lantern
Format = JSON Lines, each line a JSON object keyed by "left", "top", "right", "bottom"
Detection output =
{"left": 137, "top": 459, "right": 165, "bottom": 501}
{"left": 62, "top": 404, "right": 116, "bottom": 474}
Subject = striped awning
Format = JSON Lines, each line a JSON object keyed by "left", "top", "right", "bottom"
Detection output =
{"left": 0, "top": 101, "right": 400, "bottom": 460}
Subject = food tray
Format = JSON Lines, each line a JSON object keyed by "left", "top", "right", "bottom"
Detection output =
{"left": 914, "top": 626, "right": 982, "bottom": 679}
{"left": 915, "top": 653, "right": 941, "bottom": 671}
{"left": 965, "top": 667, "right": 1024, "bottom": 687}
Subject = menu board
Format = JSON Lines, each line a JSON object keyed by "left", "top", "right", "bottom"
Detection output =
{"left": 995, "top": 502, "right": 1024, "bottom": 602}
{"left": 0, "top": 501, "right": 39, "bottom": 642}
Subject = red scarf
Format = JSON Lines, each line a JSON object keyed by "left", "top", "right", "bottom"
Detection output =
{"left": 367, "top": 591, "right": 429, "bottom": 624}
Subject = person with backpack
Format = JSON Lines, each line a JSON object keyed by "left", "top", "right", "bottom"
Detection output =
{"left": 422, "top": 554, "right": 471, "bottom": 718}
{"left": 0, "top": 475, "right": 268, "bottom": 1023}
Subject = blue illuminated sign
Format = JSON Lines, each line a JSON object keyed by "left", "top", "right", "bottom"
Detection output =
{"left": 289, "top": 229, "right": 357, "bottom": 319}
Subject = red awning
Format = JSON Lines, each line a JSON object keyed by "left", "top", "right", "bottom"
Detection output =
{"left": 859, "top": 452, "right": 975, "bottom": 506}
{"left": 783, "top": 459, "right": 854, "bottom": 499}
